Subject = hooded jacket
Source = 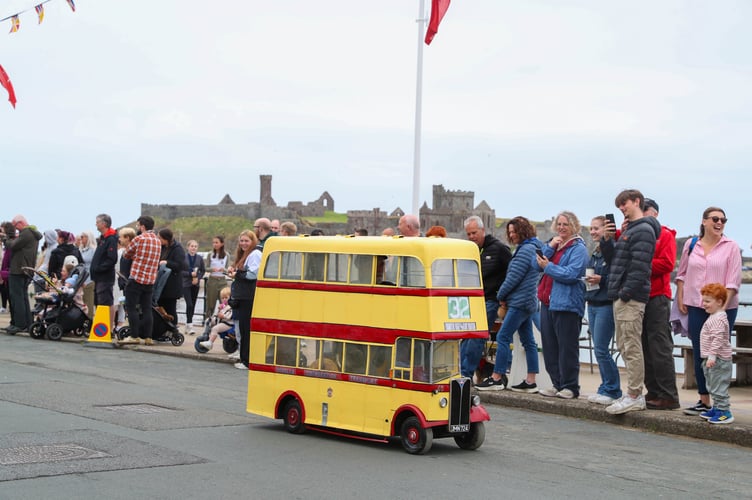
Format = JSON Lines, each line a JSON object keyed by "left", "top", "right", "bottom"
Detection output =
{"left": 606, "top": 216, "right": 661, "bottom": 304}
{"left": 9, "top": 225, "right": 43, "bottom": 274}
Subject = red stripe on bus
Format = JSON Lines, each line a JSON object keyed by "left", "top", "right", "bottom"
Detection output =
{"left": 251, "top": 318, "right": 488, "bottom": 342}
{"left": 257, "top": 279, "right": 483, "bottom": 297}
{"left": 249, "top": 363, "right": 451, "bottom": 392}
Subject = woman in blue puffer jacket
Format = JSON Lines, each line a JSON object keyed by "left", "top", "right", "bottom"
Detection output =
{"left": 536, "top": 211, "right": 588, "bottom": 399}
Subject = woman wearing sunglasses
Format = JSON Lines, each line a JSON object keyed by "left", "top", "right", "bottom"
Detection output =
{"left": 675, "top": 207, "right": 742, "bottom": 416}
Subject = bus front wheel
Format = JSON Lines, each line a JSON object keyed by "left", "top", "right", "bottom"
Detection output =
{"left": 400, "top": 417, "right": 433, "bottom": 454}
{"left": 282, "top": 400, "right": 306, "bottom": 434}
{"left": 454, "top": 422, "right": 485, "bottom": 450}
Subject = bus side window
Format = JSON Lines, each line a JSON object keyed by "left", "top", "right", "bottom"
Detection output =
{"left": 344, "top": 343, "right": 366, "bottom": 375}
{"left": 368, "top": 345, "right": 392, "bottom": 377}
{"left": 321, "top": 340, "right": 343, "bottom": 371}
{"left": 304, "top": 253, "right": 326, "bottom": 282}
{"left": 276, "top": 336, "right": 298, "bottom": 367}
{"left": 378, "top": 255, "right": 398, "bottom": 286}
{"left": 327, "top": 253, "right": 348, "bottom": 283}
{"left": 263, "top": 251, "right": 280, "bottom": 279}
{"left": 401, "top": 256, "right": 425, "bottom": 288}
{"left": 351, "top": 255, "right": 373, "bottom": 285}
{"left": 265, "top": 337, "right": 276, "bottom": 364}
{"left": 281, "top": 252, "right": 302, "bottom": 280}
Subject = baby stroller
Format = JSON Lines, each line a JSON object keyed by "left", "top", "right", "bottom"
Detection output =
{"left": 114, "top": 266, "right": 185, "bottom": 346}
{"left": 193, "top": 315, "right": 238, "bottom": 354}
{"left": 26, "top": 266, "right": 91, "bottom": 341}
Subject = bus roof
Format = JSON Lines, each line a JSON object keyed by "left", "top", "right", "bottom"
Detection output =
{"left": 261, "top": 235, "right": 480, "bottom": 260}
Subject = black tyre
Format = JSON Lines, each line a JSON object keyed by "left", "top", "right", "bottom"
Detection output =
{"left": 46, "top": 323, "right": 64, "bottom": 341}
{"left": 115, "top": 326, "right": 131, "bottom": 341}
{"left": 400, "top": 416, "right": 433, "bottom": 455}
{"left": 171, "top": 333, "right": 185, "bottom": 346}
{"left": 74, "top": 319, "right": 92, "bottom": 337}
{"left": 29, "top": 321, "right": 46, "bottom": 339}
{"left": 194, "top": 336, "right": 210, "bottom": 353}
{"left": 282, "top": 399, "right": 306, "bottom": 434}
{"left": 453, "top": 422, "right": 485, "bottom": 450}
{"left": 222, "top": 336, "right": 238, "bottom": 353}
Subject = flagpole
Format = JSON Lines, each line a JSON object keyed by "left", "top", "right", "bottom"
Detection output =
{"left": 412, "top": 0, "right": 426, "bottom": 216}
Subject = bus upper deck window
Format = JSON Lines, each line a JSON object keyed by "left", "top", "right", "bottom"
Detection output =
{"left": 351, "top": 255, "right": 373, "bottom": 284}
{"left": 456, "top": 259, "right": 481, "bottom": 288}
{"left": 401, "top": 256, "right": 425, "bottom": 288}
{"left": 280, "top": 252, "right": 302, "bottom": 280}
{"left": 263, "top": 252, "right": 280, "bottom": 279}
{"left": 304, "top": 253, "right": 326, "bottom": 282}
{"left": 431, "top": 259, "right": 455, "bottom": 287}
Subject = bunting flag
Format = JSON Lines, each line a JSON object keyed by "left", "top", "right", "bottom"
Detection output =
{"left": 9, "top": 15, "right": 20, "bottom": 33}
{"left": 1, "top": 0, "right": 75, "bottom": 35}
{"left": 0, "top": 64, "right": 17, "bottom": 109}
{"left": 424, "top": 0, "right": 450, "bottom": 45}
{"left": 35, "top": 4, "right": 45, "bottom": 24}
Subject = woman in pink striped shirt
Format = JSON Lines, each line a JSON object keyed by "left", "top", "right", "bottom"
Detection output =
{"left": 675, "top": 207, "right": 742, "bottom": 415}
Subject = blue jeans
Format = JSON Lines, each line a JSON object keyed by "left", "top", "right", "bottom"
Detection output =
{"left": 493, "top": 306, "right": 538, "bottom": 377}
{"left": 460, "top": 299, "right": 497, "bottom": 378}
{"left": 540, "top": 304, "right": 581, "bottom": 396}
{"left": 688, "top": 305, "right": 737, "bottom": 395}
{"left": 587, "top": 303, "right": 621, "bottom": 399}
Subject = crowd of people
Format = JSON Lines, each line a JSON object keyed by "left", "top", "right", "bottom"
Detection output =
{"left": 0, "top": 201, "right": 744, "bottom": 421}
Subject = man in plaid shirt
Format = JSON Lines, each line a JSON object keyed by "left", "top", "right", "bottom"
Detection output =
{"left": 119, "top": 216, "right": 161, "bottom": 345}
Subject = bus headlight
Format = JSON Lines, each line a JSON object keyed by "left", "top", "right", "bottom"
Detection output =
{"left": 439, "top": 397, "right": 448, "bottom": 408}
{"left": 472, "top": 395, "right": 481, "bottom": 407}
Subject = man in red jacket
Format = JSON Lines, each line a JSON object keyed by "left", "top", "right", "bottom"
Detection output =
{"left": 642, "top": 199, "right": 680, "bottom": 409}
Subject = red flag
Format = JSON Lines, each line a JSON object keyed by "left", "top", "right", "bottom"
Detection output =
{"left": 0, "top": 64, "right": 17, "bottom": 109}
{"left": 424, "top": 0, "right": 450, "bottom": 45}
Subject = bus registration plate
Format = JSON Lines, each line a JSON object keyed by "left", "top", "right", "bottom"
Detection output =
{"left": 449, "top": 424, "right": 469, "bottom": 433}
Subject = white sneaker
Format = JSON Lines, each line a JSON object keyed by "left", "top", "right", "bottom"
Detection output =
{"left": 234, "top": 362, "right": 247, "bottom": 370}
{"left": 556, "top": 389, "right": 576, "bottom": 399}
{"left": 0, "top": 307, "right": 7, "bottom": 313}
{"left": 539, "top": 387, "right": 558, "bottom": 397}
{"left": 588, "top": 394, "right": 616, "bottom": 405}
{"left": 606, "top": 395, "right": 646, "bottom": 415}
{"left": 199, "top": 340, "right": 213, "bottom": 350}
{"left": 228, "top": 351, "right": 240, "bottom": 360}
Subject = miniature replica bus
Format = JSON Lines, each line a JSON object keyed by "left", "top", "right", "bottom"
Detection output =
{"left": 246, "top": 235, "right": 490, "bottom": 454}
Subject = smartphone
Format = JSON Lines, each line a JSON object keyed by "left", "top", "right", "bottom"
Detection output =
{"left": 535, "top": 248, "right": 544, "bottom": 258}
{"left": 605, "top": 213, "right": 616, "bottom": 225}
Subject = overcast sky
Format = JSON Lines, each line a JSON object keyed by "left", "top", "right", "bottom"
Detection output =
{"left": 2, "top": 0, "right": 751, "bottom": 252}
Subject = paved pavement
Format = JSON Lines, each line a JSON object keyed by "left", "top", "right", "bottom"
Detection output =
{"left": 2, "top": 312, "right": 751, "bottom": 448}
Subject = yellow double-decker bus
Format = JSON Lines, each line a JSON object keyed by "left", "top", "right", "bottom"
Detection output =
{"left": 246, "top": 235, "right": 490, "bottom": 454}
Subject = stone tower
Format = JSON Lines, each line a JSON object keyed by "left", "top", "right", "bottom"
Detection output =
{"left": 260, "top": 175, "right": 275, "bottom": 206}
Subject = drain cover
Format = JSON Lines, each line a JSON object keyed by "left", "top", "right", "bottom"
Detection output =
{"left": 96, "top": 403, "right": 178, "bottom": 414}
{"left": 0, "top": 444, "right": 111, "bottom": 466}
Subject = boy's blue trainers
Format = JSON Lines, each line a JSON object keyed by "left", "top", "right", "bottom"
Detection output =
{"left": 708, "top": 410, "right": 734, "bottom": 425}
{"left": 699, "top": 407, "right": 719, "bottom": 420}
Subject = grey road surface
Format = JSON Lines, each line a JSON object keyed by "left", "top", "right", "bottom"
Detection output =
{"left": 0, "top": 335, "right": 750, "bottom": 500}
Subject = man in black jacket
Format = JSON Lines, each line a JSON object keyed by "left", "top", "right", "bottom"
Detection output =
{"left": 462, "top": 215, "right": 512, "bottom": 380}
{"left": 91, "top": 214, "right": 119, "bottom": 327}
{"left": 605, "top": 189, "right": 661, "bottom": 415}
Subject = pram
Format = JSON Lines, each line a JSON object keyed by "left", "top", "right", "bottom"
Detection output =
{"left": 115, "top": 266, "right": 185, "bottom": 346}
{"left": 25, "top": 266, "right": 91, "bottom": 341}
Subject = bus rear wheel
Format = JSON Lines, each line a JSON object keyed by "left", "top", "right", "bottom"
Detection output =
{"left": 283, "top": 400, "right": 305, "bottom": 434}
{"left": 454, "top": 422, "right": 485, "bottom": 450}
{"left": 400, "top": 416, "right": 433, "bottom": 454}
